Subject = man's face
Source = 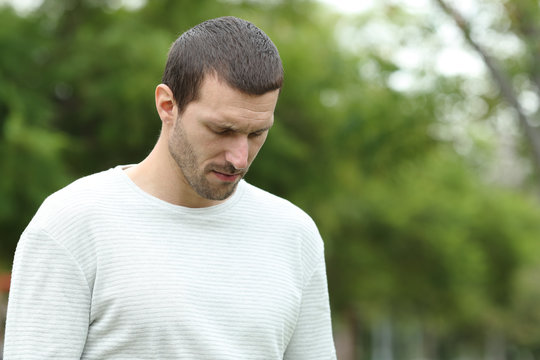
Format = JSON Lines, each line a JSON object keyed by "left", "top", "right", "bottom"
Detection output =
{"left": 168, "top": 75, "right": 279, "bottom": 202}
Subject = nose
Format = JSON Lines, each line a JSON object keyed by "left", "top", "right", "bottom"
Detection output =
{"left": 225, "top": 135, "right": 249, "bottom": 170}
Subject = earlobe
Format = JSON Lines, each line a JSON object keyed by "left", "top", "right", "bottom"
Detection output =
{"left": 155, "top": 84, "right": 177, "bottom": 126}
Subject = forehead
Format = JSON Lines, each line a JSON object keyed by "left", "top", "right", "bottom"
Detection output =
{"left": 189, "top": 75, "right": 280, "bottom": 128}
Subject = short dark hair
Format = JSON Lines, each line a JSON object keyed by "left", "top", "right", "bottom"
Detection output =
{"left": 162, "top": 16, "right": 284, "bottom": 114}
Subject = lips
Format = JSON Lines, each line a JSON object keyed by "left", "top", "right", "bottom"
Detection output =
{"left": 212, "top": 171, "right": 241, "bottom": 182}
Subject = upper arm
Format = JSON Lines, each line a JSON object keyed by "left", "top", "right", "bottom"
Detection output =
{"left": 4, "top": 228, "right": 91, "bottom": 359}
{"left": 284, "top": 255, "right": 336, "bottom": 360}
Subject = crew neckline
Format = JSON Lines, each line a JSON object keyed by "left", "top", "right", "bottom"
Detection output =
{"left": 113, "top": 165, "right": 246, "bottom": 215}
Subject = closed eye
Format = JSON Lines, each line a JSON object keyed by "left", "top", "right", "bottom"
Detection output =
{"left": 216, "top": 129, "right": 232, "bottom": 135}
{"left": 210, "top": 126, "right": 234, "bottom": 135}
{"left": 249, "top": 130, "right": 266, "bottom": 138}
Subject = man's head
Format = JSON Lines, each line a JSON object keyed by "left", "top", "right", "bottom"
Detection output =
{"left": 162, "top": 16, "right": 283, "bottom": 115}
{"left": 155, "top": 17, "right": 282, "bottom": 205}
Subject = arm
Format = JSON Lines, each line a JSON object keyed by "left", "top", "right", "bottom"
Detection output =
{"left": 4, "top": 228, "right": 91, "bottom": 359}
{"left": 284, "top": 255, "right": 336, "bottom": 360}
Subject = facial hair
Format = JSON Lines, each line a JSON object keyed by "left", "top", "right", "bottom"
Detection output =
{"left": 168, "top": 118, "right": 245, "bottom": 201}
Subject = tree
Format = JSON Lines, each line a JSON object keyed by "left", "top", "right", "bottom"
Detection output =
{"left": 434, "top": 0, "right": 540, "bottom": 183}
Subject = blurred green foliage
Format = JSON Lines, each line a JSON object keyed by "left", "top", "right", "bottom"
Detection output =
{"left": 2, "top": 0, "right": 540, "bottom": 357}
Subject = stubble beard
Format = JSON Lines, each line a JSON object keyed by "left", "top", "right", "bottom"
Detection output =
{"left": 168, "top": 120, "right": 245, "bottom": 201}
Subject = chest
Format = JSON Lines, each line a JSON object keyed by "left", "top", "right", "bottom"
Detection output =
{"left": 85, "top": 224, "right": 303, "bottom": 358}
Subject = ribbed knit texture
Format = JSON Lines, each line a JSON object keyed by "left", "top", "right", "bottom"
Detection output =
{"left": 5, "top": 166, "right": 336, "bottom": 359}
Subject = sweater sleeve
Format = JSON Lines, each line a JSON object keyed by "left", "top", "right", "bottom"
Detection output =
{"left": 284, "top": 254, "right": 336, "bottom": 360}
{"left": 4, "top": 228, "right": 91, "bottom": 359}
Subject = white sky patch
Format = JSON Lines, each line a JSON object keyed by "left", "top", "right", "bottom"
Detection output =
{"left": 107, "top": 0, "right": 146, "bottom": 11}
{"left": 436, "top": 21, "right": 466, "bottom": 44}
{"left": 388, "top": 70, "right": 416, "bottom": 92}
{"left": 0, "top": 0, "right": 145, "bottom": 13}
{"left": 449, "top": 0, "right": 478, "bottom": 18}
{"left": 393, "top": 46, "right": 427, "bottom": 70}
{"left": 520, "top": 90, "right": 540, "bottom": 120}
{"left": 0, "top": 0, "right": 41, "bottom": 14}
{"left": 390, "top": 0, "right": 433, "bottom": 15}
{"left": 435, "top": 47, "right": 485, "bottom": 76}
{"left": 318, "top": 0, "right": 374, "bottom": 14}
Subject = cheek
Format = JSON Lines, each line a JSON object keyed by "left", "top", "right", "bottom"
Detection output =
{"left": 248, "top": 136, "right": 268, "bottom": 161}
{"left": 205, "top": 137, "right": 227, "bottom": 155}
{"left": 190, "top": 130, "right": 222, "bottom": 159}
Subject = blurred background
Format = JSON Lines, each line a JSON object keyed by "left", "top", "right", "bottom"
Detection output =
{"left": 2, "top": 0, "right": 540, "bottom": 358}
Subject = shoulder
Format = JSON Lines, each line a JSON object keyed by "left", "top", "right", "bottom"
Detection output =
{"left": 240, "top": 181, "right": 316, "bottom": 227}
{"left": 239, "top": 181, "right": 324, "bottom": 254}
{"left": 27, "top": 167, "right": 123, "bottom": 236}
{"left": 16, "top": 169, "right": 123, "bottom": 294}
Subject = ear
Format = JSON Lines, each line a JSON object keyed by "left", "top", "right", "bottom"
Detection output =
{"left": 155, "top": 84, "right": 177, "bottom": 128}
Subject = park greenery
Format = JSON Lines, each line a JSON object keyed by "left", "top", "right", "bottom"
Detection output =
{"left": 2, "top": 0, "right": 540, "bottom": 358}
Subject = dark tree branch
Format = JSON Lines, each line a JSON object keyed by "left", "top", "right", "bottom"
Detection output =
{"left": 506, "top": 1, "right": 540, "bottom": 103}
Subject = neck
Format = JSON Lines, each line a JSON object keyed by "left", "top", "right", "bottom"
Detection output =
{"left": 124, "top": 135, "right": 223, "bottom": 208}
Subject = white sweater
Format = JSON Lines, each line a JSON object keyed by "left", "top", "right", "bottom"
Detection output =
{"left": 4, "top": 166, "right": 336, "bottom": 359}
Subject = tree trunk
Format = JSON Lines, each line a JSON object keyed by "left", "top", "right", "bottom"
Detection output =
{"left": 335, "top": 311, "right": 356, "bottom": 360}
{"left": 371, "top": 316, "right": 393, "bottom": 360}
{"left": 485, "top": 330, "right": 507, "bottom": 360}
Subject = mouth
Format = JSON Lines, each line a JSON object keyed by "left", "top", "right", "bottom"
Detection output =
{"left": 212, "top": 170, "right": 242, "bottom": 183}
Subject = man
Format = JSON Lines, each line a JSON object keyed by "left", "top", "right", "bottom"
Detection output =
{"left": 4, "top": 16, "right": 336, "bottom": 359}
